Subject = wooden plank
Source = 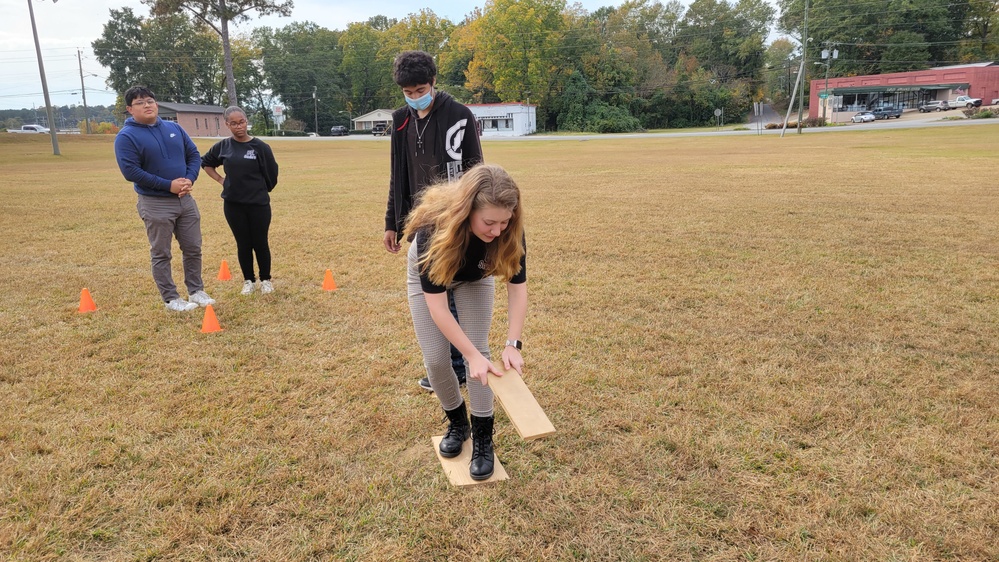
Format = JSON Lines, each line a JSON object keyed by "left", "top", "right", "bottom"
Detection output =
{"left": 488, "top": 363, "right": 556, "bottom": 440}
{"left": 431, "top": 436, "right": 508, "bottom": 486}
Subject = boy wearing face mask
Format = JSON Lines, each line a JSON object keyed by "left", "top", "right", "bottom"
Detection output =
{"left": 383, "top": 50, "right": 484, "bottom": 392}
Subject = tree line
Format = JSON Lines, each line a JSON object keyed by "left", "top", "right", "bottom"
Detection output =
{"left": 90, "top": 0, "right": 999, "bottom": 133}
{"left": 1, "top": 106, "right": 118, "bottom": 133}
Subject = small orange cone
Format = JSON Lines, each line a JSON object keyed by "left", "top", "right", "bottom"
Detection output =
{"left": 200, "top": 304, "right": 222, "bottom": 333}
{"left": 322, "top": 269, "right": 338, "bottom": 291}
{"left": 78, "top": 288, "right": 97, "bottom": 313}
{"left": 217, "top": 260, "right": 232, "bottom": 281}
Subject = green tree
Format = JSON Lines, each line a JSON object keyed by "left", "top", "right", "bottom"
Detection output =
{"left": 777, "top": 0, "right": 961, "bottom": 76}
{"left": 255, "top": 22, "right": 345, "bottom": 133}
{"left": 366, "top": 15, "right": 398, "bottom": 32}
{"left": 764, "top": 38, "right": 796, "bottom": 105}
{"left": 960, "top": 0, "right": 999, "bottom": 61}
{"left": 229, "top": 35, "right": 273, "bottom": 129}
{"left": 552, "top": 71, "right": 594, "bottom": 130}
{"left": 339, "top": 22, "right": 394, "bottom": 115}
{"left": 473, "top": 0, "right": 569, "bottom": 104}
{"left": 676, "top": 0, "right": 772, "bottom": 80}
{"left": 575, "top": 0, "right": 681, "bottom": 124}
{"left": 443, "top": 11, "right": 500, "bottom": 103}
{"left": 383, "top": 9, "right": 454, "bottom": 55}
{"left": 880, "top": 31, "right": 932, "bottom": 73}
{"left": 90, "top": 8, "right": 145, "bottom": 97}
{"left": 93, "top": 9, "right": 223, "bottom": 104}
{"left": 143, "top": 0, "right": 293, "bottom": 107}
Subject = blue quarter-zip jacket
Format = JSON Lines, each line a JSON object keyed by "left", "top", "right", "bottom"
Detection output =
{"left": 114, "top": 117, "right": 201, "bottom": 196}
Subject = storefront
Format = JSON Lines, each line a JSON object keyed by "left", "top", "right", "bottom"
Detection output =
{"left": 809, "top": 62, "right": 999, "bottom": 121}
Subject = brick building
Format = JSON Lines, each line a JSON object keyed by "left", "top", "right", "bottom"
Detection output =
{"left": 810, "top": 62, "right": 999, "bottom": 121}
{"left": 156, "top": 102, "right": 226, "bottom": 137}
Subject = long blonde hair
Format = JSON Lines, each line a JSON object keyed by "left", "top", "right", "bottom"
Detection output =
{"left": 403, "top": 164, "right": 525, "bottom": 287}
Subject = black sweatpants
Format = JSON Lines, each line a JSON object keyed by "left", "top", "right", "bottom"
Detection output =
{"left": 223, "top": 201, "right": 271, "bottom": 282}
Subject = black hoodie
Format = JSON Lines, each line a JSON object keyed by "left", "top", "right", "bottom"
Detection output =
{"left": 384, "top": 90, "right": 483, "bottom": 239}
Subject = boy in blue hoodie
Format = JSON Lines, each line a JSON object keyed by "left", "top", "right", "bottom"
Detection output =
{"left": 114, "top": 86, "right": 215, "bottom": 312}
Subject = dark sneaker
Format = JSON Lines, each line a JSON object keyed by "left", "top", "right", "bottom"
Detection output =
{"left": 418, "top": 375, "right": 467, "bottom": 392}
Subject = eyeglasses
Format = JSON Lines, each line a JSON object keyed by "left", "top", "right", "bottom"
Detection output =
{"left": 130, "top": 100, "right": 156, "bottom": 107}
{"left": 228, "top": 120, "right": 247, "bottom": 126}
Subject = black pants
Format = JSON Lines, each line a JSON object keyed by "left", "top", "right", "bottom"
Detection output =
{"left": 223, "top": 201, "right": 271, "bottom": 282}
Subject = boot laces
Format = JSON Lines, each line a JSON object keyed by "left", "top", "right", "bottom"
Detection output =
{"left": 442, "top": 415, "right": 465, "bottom": 440}
{"left": 472, "top": 428, "right": 494, "bottom": 456}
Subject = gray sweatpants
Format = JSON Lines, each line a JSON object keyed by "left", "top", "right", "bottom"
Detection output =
{"left": 136, "top": 194, "right": 205, "bottom": 303}
{"left": 407, "top": 242, "right": 495, "bottom": 417}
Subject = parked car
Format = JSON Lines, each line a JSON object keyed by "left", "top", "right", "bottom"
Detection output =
{"left": 371, "top": 123, "right": 388, "bottom": 136}
{"left": 330, "top": 125, "right": 349, "bottom": 136}
{"left": 306, "top": 132, "right": 319, "bottom": 137}
{"left": 918, "top": 101, "right": 951, "bottom": 112}
{"left": 872, "top": 106, "right": 902, "bottom": 119}
{"left": 851, "top": 111, "right": 876, "bottom": 123}
{"left": 952, "top": 95, "right": 982, "bottom": 108}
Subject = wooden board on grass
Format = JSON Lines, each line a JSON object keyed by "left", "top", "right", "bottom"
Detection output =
{"left": 431, "top": 436, "right": 508, "bottom": 486}
{"left": 489, "top": 363, "right": 556, "bottom": 440}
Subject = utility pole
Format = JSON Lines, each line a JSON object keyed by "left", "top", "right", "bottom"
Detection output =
{"left": 77, "top": 49, "right": 91, "bottom": 134}
{"left": 313, "top": 86, "right": 318, "bottom": 135}
{"left": 27, "top": 0, "right": 60, "bottom": 155}
{"left": 815, "top": 43, "right": 838, "bottom": 123}
{"left": 796, "top": 0, "right": 809, "bottom": 134}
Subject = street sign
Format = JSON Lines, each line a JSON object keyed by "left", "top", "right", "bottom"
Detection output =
{"left": 818, "top": 93, "right": 829, "bottom": 99}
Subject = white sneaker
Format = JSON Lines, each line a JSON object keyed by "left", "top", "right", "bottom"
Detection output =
{"left": 166, "top": 298, "right": 199, "bottom": 312}
{"left": 260, "top": 280, "right": 274, "bottom": 294}
{"left": 188, "top": 290, "right": 216, "bottom": 307}
{"left": 241, "top": 280, "right": 255, "bottom": 295}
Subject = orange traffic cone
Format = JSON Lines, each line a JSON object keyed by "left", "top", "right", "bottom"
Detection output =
{"left": 78, "top": 288, "right": 97, "bottom": 313}
{"left": 200, "top": 304, "right": 222, "bottom": 333}
{"left": 322, "top": 269, "right": 338, "bottom": 291}
{"left": 217, "top": 260, "right": 232, "bottom": 281}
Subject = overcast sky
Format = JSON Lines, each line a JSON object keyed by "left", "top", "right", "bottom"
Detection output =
{"left": 0, "top": 0, "right": 638, "bottom": 111}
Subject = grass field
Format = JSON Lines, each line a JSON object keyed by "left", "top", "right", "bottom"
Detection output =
{"left": 1, "top": 127, "right": 997, "bottom": 561}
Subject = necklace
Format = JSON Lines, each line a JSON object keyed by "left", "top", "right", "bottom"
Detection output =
{"left": 415, "top": 115, "right": 431, "bottom": 154}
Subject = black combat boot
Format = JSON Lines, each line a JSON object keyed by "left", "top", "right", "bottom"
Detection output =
{"left": 438, "top": 402, "right": 470, "bottom": 458}
{"left": 469, "top": 415, "right": 495, "bottom": 481}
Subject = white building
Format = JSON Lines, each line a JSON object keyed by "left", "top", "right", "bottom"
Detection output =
{"left": 355, "top": 103, "right": 537, "bottom": 137}
{"left": 468, "top": 103, "right": 536, "bottom": 137}
{"left": 351, "top": 109, "right": 394, "bottom": 131}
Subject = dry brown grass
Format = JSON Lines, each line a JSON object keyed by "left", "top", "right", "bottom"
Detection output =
{"left": 1, "top": 127, "right": 997, "bottom": 561}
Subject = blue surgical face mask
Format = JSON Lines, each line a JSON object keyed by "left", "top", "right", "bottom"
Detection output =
{"left": 406, "top": 88, "right": 434, "bottom": 111}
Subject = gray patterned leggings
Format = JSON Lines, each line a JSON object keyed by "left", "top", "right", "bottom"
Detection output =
{"left": 407, "top": 242, "right": 495, "bottom": 417}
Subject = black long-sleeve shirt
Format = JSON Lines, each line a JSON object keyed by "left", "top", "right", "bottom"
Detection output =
{"left": 201, "top": 137, "right": 279, "bottom": 205}
{"left": 385, "top": 91, "right": 483, "bottom": 239}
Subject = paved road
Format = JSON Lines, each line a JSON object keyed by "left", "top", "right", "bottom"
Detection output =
{"left": 237, "top": 108, "right": 999, "bottom": 142}
{"left": 749, "top": 103, "right": 783, "bottom": 125}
